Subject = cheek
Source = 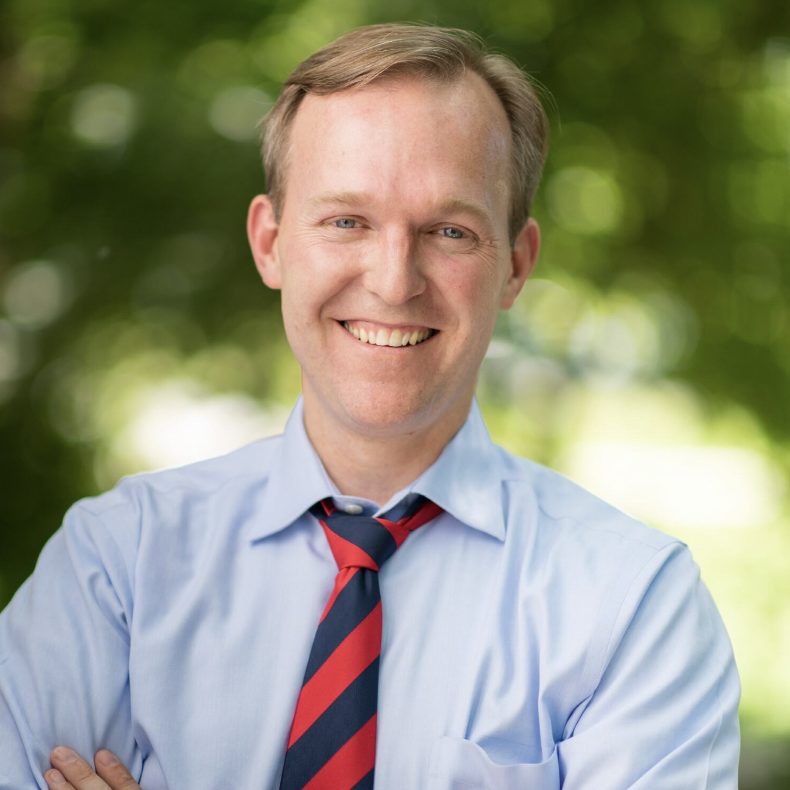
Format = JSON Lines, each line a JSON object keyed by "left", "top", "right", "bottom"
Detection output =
{"left": 278, "top": 266, "right": 318, "bottom": 335}
{"left": 281, "top": 235, "right": 363, "bottom": 290}
{"left": 447, "top": 266, "right": 503, "bottom": 320}
{"left": 279, "top": 262, "right": 351, "bottom": 336}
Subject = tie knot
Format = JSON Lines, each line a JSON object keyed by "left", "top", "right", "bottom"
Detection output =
{"left": 310, "top": 497, "right": 442, "bottom": 571}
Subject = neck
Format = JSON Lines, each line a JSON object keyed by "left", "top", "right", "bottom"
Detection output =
{"left": 302, "top": 395, "right": 472, "bottom": 506}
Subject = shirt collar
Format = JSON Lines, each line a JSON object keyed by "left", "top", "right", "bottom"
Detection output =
{"left": 246, "top": 397, "right": 506, "bottom": 542}
{"left": 409, "top": 400, "right": 506, "bottom": 540}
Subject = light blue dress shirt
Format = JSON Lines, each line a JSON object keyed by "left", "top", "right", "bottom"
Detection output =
{"left": 0, "top": 399, "right": 740, "bottom": 789}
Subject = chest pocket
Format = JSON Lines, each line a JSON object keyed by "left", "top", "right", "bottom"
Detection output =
{"left": 429, "top": 736, "right": 560, "bottom": 789}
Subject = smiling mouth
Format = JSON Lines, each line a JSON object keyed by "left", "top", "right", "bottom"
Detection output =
{"left": 341, "top": 320, "right": 437, "bottom": 348}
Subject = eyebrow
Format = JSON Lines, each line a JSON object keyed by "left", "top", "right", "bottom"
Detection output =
{"left": 435, "top": 198, "right": 494, "bottom": 228}
{"left": 308, "top": 191, "right": 373, "bottom": 209}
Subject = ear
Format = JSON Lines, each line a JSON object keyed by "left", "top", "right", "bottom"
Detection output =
{"left": 247, "top": 194, "right": 282, "bottom": 289}
{"left": 500, "top": 217, "right": 540, "bottom": 310}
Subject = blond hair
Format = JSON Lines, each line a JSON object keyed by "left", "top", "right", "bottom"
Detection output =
{"left": 261, "top": 23, "right": 548, "bottom": 242}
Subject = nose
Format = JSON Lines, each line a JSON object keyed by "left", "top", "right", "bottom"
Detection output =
{"left": 362, "top": 228, "right": 426, "bottom": 305}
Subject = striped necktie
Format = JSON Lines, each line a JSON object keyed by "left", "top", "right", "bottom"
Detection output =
{"left": 279, "top": 496, "right": 442, "bottom": 790}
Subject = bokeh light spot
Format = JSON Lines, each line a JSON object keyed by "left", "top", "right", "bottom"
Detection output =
{"left": 209, "top": 86, "right": 271, "bottom": 141}
{"left": 15, "top": 29, "right": 79, "bottom": 91}
{"left": 3, "top": 259, "right": 72, "bottom": 329}
{"left": 564, "top": 442, "right": 784, "bottom": 530}
{"left": 70, "top": 83, "right": 137, "bottom": 147}
{"left": 546, "top": 166, "right": 624, "bottom": 235}
{"left": 568, "top": 298, "right": 661, "bottom": 378}
{"left": 516, "top": 277, "right": 588, "bottom": 356}
{"left": 107, "top": 378, "right": 288, "bottom": 476}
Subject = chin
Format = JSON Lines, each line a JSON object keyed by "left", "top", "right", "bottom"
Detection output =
{"left": 340, "top": 393, "right": 434, "bottom": 438}
{"left": 338, "top": 380, "right": 476, "bottom": 444}
{"left": 302, "top": 371, "right": 473, "bottom": 443}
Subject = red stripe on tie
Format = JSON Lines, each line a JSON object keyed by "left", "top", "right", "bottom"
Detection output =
{"left": 378, "top": 501, "right": 442, "bottom": 547}
{"left": 287, "top": 603, "right": 382, "bottom": 748}
{"left": 302, "top": 714, "right": 377, "bottom": 790}
{"left": 323, "top": 524, "right": 378, "bottom": 571}
{"left": 318, "top": 566, "right": 356, "bottom": 624}
{"left": 375, "top": 518, "right": 410, "bottom": 549}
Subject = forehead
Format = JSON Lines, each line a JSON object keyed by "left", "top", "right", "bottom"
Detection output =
{"left": 290, "top": 71, "right": 510, "bottom": 160}
{"left": 282, "top": 72, "right": 511, "bottom": 216}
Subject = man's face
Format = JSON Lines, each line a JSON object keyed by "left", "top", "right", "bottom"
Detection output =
{"left": 249, "top": 72, "right": 539, "bottom": 445}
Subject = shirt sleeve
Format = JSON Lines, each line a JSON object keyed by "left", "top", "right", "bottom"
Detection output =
{"left": 0, "top": 498, "right": 143, "bottom": 789}
{"left": 557, "top": 542, "right": 740, "bottom": 789}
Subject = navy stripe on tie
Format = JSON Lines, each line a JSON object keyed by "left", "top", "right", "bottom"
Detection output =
{"left": 324, "top": 512, "right": 398, "bottom": 567}
{"left": 283, "top": 658, "right": 380, "bottom": 788}
{"left": 303, "top": 569, "right": 380, "bottom": 682}
{"left": 351, "top": 769, "right": 375, "bottom": 790}
{"left": 400, "top": 494, "right": 430, "bottom": 520}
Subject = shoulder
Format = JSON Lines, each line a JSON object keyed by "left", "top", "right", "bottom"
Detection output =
{"left": 63, "top": 435, "right": 285, "bottom": 554}
{"left": 496, "top": 446, "right": 678, "bottom": 557}
{"left": 79, "top": 434, "right": 281, "bottom": 511}
{"left": 41, "top": 436, "right": 286, "bottom": 616}
{"left": 492, "top": 447, "right": 706, "bottom": 693}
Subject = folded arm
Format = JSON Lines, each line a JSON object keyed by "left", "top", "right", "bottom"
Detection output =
{"left": 0, "top": 501, "right": 141, "bottom": 788}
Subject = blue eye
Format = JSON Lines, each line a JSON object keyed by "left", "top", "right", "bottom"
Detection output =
{"left": 439, "top": 226, "right": 465, "bottom": 239}
{"left": 333, "top": 218, "right": 358, "bottom": 229}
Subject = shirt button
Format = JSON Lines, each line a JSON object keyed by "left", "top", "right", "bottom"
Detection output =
{"left": 343, "top": 503, "right": 364, "bottom": 515}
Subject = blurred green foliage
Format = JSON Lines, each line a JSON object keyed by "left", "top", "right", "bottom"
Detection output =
{"left": 1, "top": 0, "right": 790, "bottom": 785}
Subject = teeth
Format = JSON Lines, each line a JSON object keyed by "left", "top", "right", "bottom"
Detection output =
{"left": 344, "top": 322, "right": 433, "bottom": 348}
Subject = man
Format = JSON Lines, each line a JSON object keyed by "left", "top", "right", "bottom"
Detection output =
{"left": 0, "top": 23, "right": 739, "bottom": 790}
